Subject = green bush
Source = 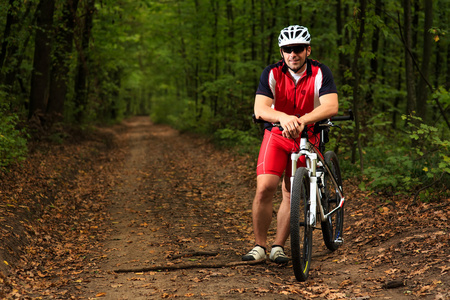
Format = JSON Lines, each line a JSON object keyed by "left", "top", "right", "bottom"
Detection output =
{"left": 0, "top": 108, "right": 28, "bottom": 169}
{"left": 363, "top": 113, "right": 449, "bottom": 200}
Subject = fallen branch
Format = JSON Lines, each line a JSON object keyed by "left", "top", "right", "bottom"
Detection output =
{"left": 113, "top": 259, "right": 266, "bottom": 273}
{"left": 170, "top": 251, "right": 219, "bottom": 260}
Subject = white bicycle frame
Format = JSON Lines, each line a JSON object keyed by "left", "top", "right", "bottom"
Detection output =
{"left": 289, "top": 135, "right": 345, "bottom": 227}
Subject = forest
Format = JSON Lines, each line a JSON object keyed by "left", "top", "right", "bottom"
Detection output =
{"left": 0, "top": 0, "right": 449, "bottom": 200}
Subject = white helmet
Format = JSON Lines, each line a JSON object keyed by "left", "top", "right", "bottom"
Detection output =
{"left": 278, "top": 25, "right": 311, "bottom": 47}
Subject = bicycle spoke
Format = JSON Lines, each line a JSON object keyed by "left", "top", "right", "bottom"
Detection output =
{"left": 321, "top": 151, "right": 344, "bottom": 252}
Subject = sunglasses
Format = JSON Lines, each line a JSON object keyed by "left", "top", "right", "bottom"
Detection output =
{"left": 282, "top": 45, "right": 307, "bottom": 54}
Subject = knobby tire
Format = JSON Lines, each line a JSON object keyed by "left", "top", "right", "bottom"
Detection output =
{"left": 290, "top": 167, "right": 313, "bottom": 282}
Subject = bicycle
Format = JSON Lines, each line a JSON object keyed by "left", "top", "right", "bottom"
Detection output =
{"left": 253, "top": 111, "right": 353, "bottom": 281}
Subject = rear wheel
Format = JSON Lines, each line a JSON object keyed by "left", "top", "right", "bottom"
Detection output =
{"left": 321, "top": 151, "right": 344, "bottom": 251}
{"left": 290, "top": 167, "right": 313, "bottom": 281}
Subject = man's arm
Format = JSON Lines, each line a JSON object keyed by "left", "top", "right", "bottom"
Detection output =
{"left": 254, "top": 93, "right": 339, "bottom": 139}
{"left": 254, "top": 94, "right": 304, "bottom": 139}
{"left": 298, "top": 93, "right": 339, "bottom": 126}
{"left": 254, "top": 94, "right": 279, "bottom": 123}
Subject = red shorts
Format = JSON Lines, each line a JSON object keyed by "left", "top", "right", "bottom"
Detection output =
{"left": 256, "top": 128, "right": 320, "bottom": 178}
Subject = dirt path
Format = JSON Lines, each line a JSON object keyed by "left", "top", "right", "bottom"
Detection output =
{"left": 3, "top": 116, "right": 448, "bottom": 299}
{"left": 65, "top": 116, "right": 447, "bottom": 299}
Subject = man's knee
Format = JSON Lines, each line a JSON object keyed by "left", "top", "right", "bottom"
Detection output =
{"left": 256, "top": 175, "right": 279, "bottom": 198}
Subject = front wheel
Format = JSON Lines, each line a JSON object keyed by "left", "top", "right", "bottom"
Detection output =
{"left": 290, "top": 167, "right": 313, "bottom": 282}
{"left": 321, "top": 151, "right": 344, "bottom": 251}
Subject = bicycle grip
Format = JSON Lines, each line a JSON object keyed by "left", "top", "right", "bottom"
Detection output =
{"left": 330, "top": 110, "right": 354, "bottom": 121}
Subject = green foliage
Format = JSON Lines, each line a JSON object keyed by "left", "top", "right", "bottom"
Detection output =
{"left": 362, "top": 111, "right": 449, "bottom": 199}
{"left": 151, "top": 96, "right": 192, "bottom": 129}
{"left": 403, "top": 114, "right": 450, "bottom": 177}
{"left": 433, "top": 86, "right": 450, "bottom": 108}
{"left": 363, "top": 144, "right": 422, "bottom": 194}
{"left": 213, "top": 127, "right": 261, "bottom": 156}
{"left": 0, "top": 105, "right": 28, "bottom": 169}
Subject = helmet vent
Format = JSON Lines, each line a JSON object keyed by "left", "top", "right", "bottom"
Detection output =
{"left": 278, "top": 25, "right": 311, "bottom": 47}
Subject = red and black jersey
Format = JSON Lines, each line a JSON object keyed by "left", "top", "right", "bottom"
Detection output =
{"left": 256, "top": 58, "right": 337, "bottom": 118}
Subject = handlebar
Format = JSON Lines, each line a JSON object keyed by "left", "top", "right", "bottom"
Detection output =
{"left": 330, "top": 110, "right": 354, "bottom": 121}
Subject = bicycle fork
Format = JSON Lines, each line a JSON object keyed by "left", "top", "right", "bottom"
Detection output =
{"left": 290, "top": 145, "right": 345, "bottom": 229}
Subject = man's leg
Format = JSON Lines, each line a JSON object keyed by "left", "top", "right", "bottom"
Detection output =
{"left": 252, "top": 174, "right": 280, "bottom": 249}
{"left": 269, "top": 176, "right": 291, "bottom": 263}
{"left": 273, "top": 176, "right": 291, "bottom": 247}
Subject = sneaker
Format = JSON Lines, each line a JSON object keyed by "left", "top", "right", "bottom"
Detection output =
{"left": 242, "top": 245, "right": 266, "bottom": 261}
{"left": 270, "top": 246, "right": 289, "bottom": 264}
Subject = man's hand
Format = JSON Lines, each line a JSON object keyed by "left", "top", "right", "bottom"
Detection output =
{"left": 280, "top": 115, "right": 304, "bottom": 139}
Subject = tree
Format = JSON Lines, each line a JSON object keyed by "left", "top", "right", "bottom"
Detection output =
{"left": 351, "top": 0, "right": 366, "bottom": 172}
{"left": 416, "top": 0, "right": 432, "bottom": 120}
{"left": 0, "top": 0, "right": 18, "bottom": 73}
{"left": 47, "top": 0, "right": 80, "bottom": 119}
{"left": 403, "top": 0, "right": 416, "bottom": 115}
{"left": 74, "top": 0, "right": 95, "bottom": 122}
{"left": 28, "top": 0, "right": 55, "bottom": 120}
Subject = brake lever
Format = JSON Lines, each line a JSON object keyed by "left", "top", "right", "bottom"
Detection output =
{"left": 319, "top": 120, "right": 341, "bottom": 129}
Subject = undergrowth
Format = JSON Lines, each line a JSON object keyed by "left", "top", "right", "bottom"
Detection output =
{"left": 0, "top": 104, "right": 28, "bottom": 169}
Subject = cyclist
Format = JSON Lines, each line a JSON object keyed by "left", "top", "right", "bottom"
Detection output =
{"left": 242, "top": 25, "right": 339, "bottom": 263}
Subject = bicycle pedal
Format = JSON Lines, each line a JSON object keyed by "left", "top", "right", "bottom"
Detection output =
{"left": 334, "top": 237, "right": 344, "bottom": 245}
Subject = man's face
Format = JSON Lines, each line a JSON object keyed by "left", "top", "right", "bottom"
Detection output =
{"left": 280, "top": 44, "right": 311, "bottom": 73}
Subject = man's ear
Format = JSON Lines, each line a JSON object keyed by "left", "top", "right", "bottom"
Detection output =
{"left": 280, "top": 49, "right": 283, "bottom": 58}
{"left": 307, "top": 46, "right": 311, "bottom": 57}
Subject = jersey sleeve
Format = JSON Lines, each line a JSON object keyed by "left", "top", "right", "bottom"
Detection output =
{"left": 318, "top": 64, "right": 337, "bottom": 97}
{"left": 256, "top": 65, "right": 275, "bottom": 99}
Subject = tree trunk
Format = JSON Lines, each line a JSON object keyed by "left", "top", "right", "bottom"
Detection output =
{"left": 47, "top": 0, "right": 80, "bottom": 118}
{"left": 412, "top": 0, "right": 419, "bottom": 59}
{"left": 447, "top": 43, "right": 450, "bottom": 90}
{"left": 0, "top": 0, "right": 19, "bottom": 74}
{"left": 351, "top": 0, "right": 366, "bottom": 172}
{"left": 416, "top": 0, "right": 432, "bottom": 120}
{"left": 335, "top": 0, "right": 350, "bottom": 88}
{"left": 251, "top": 0, "right": 256, "bottom": 61}
{"left": 74, "top": 0, "right": 95, "bottom": 123}
{"left": 210, "top": 0, "right": 219, "bottom": 117}
{"left": 366, "top": 0, "right": 382, "bottom": 106}
{"left": 370, "top": 0, "right": 382, "bottom": 81}
{"left": 2, "top": 3, "right": 34, "bottom": 112}
{"left": 0, "top": 0, "right": 23, "bottom": 110}
{"left": 403, "top": 0, "right": 416, "bottom": 115}
{"left": 193, "top": 0, "right": 201, "bottom": 120}
{"left": 28, "top": 0, "right": 55, "bottom": 120}
{"left": 267, "top": 10, "right": 277, "bottom": 66}
{"left": 434, "top": 41, "right": 440, "bottom": 89}
{"left": 260, "top": 0, "right": 265, "bottom": 64}
{"left": 335, "top": 0, "right": 343, "bottom": 80}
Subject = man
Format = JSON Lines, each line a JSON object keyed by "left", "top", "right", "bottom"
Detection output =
{"left": 242, "top": 25, "right": 339, "bottom": 263}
